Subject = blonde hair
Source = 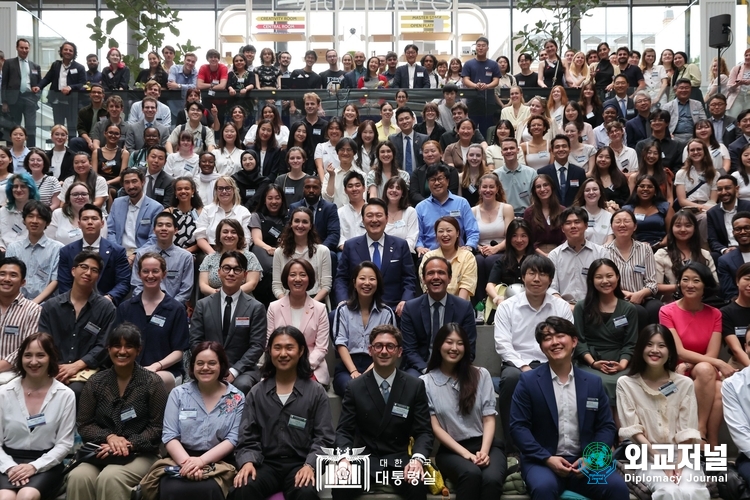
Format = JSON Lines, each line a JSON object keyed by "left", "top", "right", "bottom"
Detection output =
{"left": 50, "top": 124, "right": 69, "bottom": 136}
{"left": 460, "top": 144, "right": 489, "bottom": 191}
{"left": 569, "top": 52, "right": 589, "bottom": 80}
{"left": 212, "top": 175, "right": 242, "bottom": 206}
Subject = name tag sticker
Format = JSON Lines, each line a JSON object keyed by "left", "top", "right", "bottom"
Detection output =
{"left": 621, "top": 159, "right": 629, "bottom": 167}
{"left": 613, "top": 315, "right": 629, "bottom": 328}
{"left": 184, "top": 164, "right": 194, "bottom": 172}
{"left": 519, "top": 190, "right": 529, "bottom": 198}
{"left": 284, "top": 187, "right": 295, "bottom": 195}
{"left": 449, "top": 210, "right": 461, "bottom": 218}
{"left": 581, "top": 267, "right": 588, "bottom": 276}
{"left": 154, "top": 188, "right": 165, "bottom": 196}
{"left": 727, "top": 124, "right": 736, "bottom": 132}
{"left": 735, "top": 327, "right": 747, "bottom": 339}
{"left": 588, "top": 220, "right": 595, "bottom": 228}
{"left": 519, "top": 81, "right": 526, "bottom": 86}
{"left": 246, "top": 189, "right": 256, "bottom": 197}
{"left": 236, "top": 317, "right": 250, "bottom": 327}
{"left": 627, "top": 109, "right": 635, "bottom": 116}
{"left": 207, "top": 90, "right": 215, "bottom": 96}
{"left": 582, "top": 135, "right": 588, "bottom": 142}
{"left": 150, "top": 315, "right": 166, "bottom": 327}
{"left": 84, "top": 322, "right": 101, "bottom": 335}
{"left": 392, "top": 403, "right": 410, "bottom": 418}
{"left": 635, "top": 213, "right": 645, "bottom": 221}
{"left": 538, "top": 151, "right": 549, "bottom": 158}
{"left": 36, "top": 267, "right": 49, "bottom": 280}
{"left": 166, "top": 270, "right": 178, "bottom": 279}
{"left": 179, "top": 409, "right": 198, "bottom": 420}
{"left": 106, "top": 160, "right": 116, "bottom": 167}
{"left": 662, "top": 152, "right": 666, "bottom": 158}
{"left": 140, "top": 218, "right": 151, "bottom": 226}
{"left": 586, "top": 398, "right": 599, "bottom": 410}
{"left": 289, "top": 415, "right": 307, "bottom": 429}
{"left": 634, "top": 265, "right": 646, "bottom": 274}
{"left": 312, "top": 129, "right": 321, "bottom": 135}
{"left": 416, "top": 72, "right": 424, "bottom": 77}
{"left": 659, "top": 381, "right": 678, "bottom": 397}
{"left": 27, "top": 413, "right": 46, "bottom": 429}
{"left": 586, "top": 112, "right": 594, "bottom": 119}
{"left": 468, "top": 184, "right": 477, "bottom": 194}
{"left": 120, "top": 407, "right": 137, "bottom": 422}
{"left": 393, "top": 220, "right": 406, "bottom": 228}
{"left": 268, "top": 227, "right": 281, "bottom": 239}
{"left": 712, "top": 149, "right": 721, "bottom": 158}
{"left": 485, "top": 71, "right": 493, "bottom": 77}
{"left": 570, "top": 179, "right": 579, "bottom": 188}
{"left": 3, "top": 326, "right": 19, "bottom": 335}
{"left": 70, "top": 68, "right": 78, "bottom": 74}
{"left": 11, "top": 224, "right": 22, "bottom": 234}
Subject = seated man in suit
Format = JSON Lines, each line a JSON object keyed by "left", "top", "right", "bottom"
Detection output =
{"left": 625, "top": 90, "right": 652, "bottom": 148}
{"left": 189, "top": 250, "right": 267, "bottom": 394}
{"left": 142, "top": 145, "right": 174, "bottom": 207}
{"left": 107, "top": 167, "right": 163, "bottom": 259}
{"left": 392, "top": 45, "right": 431, "bottom": 90}
{"left": 708, "top": 175, "right": 750, "bottom": 264}
{"left": 494, "top": 255, "right": 573, "bottom": 453}
{"left": 718, "top": 211, "right": 750, "bottom": 301}
{"left": 707, "top": 94, "right": 738, "bottom": 146}
{"left": 290, "top": 176, "right": 341, "bottom": 253}
{"left": 661, "top": 78, "right": 707, "bottom": 142}
{"left": 127, "top": 81, "right": 172, "bottom": 128}
{"left": 537, "top": 135, "right": 587, "bottom": 207}
{"left": 388, "top": 107, "right": 428, "bottom": 175}
{"left": 729, "top": 109, "right": 750, "bottom": 172}
{"left": 334, "top": 324, "right": 433, "bottom": 500}
{"left": 124, "top": 96, "right": 169, "bottom": 151}
{"left": 401, "top": 256, "right": 476, "bottom": 377}
{"left": 510, "top": 316, "right": 629, "bottom": 500}
{"left": 58, "top": 203, "right": 130, "bottom": 304}
{"left": 602, "top": 75, "right": 635, "bottom": 122}
{"left": 335, "top": 198, "right": 417, "bottom": 315}
{"left": 39, "top": 250, "right": 116, "bottom": 399}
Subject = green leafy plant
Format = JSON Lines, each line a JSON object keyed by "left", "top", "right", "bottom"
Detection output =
{"left": 513, "top": 0, "right": 602, "bottom": 56}
{"left": 86, "top": 0, "right": 182, "bottom": 79}
{"left": 175, "top": 39, "right": 201, "bottom": 65}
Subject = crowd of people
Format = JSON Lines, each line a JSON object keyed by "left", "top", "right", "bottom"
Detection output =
{"left": 1, "top": 32, "right": 750, "bottom": 500}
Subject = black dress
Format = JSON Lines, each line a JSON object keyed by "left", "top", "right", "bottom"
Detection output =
{"left": 232, "top": 168, "right": 270, "bottom": 211}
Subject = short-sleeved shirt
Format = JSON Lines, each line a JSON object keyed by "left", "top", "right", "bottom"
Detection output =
{"left": 514, "top": 72, "right": 538, "bottom": 88}
{"left": 255, "top": 65, "right": 281, "bottom": 88}
{"left": 659, "top": 301, "right": 722, "bottom": 357}
{"left": 674, "top": 167, "right": 718, "bottom": 204}
{"left": 721, "top": 301, "right": 750, "bottom": 350}
{"left": 461, "top": 58, "right": 501, "bottom": 85}
{"left": 197, "top": 64, "right": 228, "bottom": 85}
{"left": 619, "top": 64, "right": 645, "bottom": 88}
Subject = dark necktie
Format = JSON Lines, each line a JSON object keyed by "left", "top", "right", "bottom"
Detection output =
{"left": 145, "top": 122, "right": 153, "bottom": 128}
{"left": 559, "top": 166, "right": 567, "bottom": 202}
{"left": 404, "top": 136, "right": 413, "bottom": 174}
{"left": 432, "top": 302, "right": 441, "bottom": 342}
{"left": 222, "top": 296, "right": 233, "bottom": 339}
{"left": 372, "top": 242, "right": 381, "bottom": 268}
{"left": 380, "top": 380, "right": 390, "bottom": 403}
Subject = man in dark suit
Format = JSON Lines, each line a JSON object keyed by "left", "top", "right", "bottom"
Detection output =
{"left": 57, "top": 203, "right": 130, "bottom": 304}
{"left": 537, "top": 135, "right": 587, "bottom": 207}
{"left": 290, "top": 176, "right": 340, "bottom": 252}
{"left": 388, "top": 107, "right": 428, "bottom": 175}
{"left": 334, "top": 324, "right": 433, "bottom": 500}
{"left": 1, "top": 39, "right": 41, "bottom": 146}
{"left": 189, "top": 250, "right": 267, "bottom": 394}
{"left": 707, "top": 94, "right": 738, "bottom": 146}
{"left": 335, "top": 199, "right": 417, "bottom": 315}
{"left": 143, "top": 145, "right": 174, "bottom": 207}
{"left": 729, "top": 109, "right": 750, "bottom": 173}
{"left": 35, "top": 41, "right": 86, "bottom": 134}
{"left": 625, "top": 90, "right": 652, "bottom": 148}
{"left": 391, "top": 45, "right": 431, "bottom": 89}
{"left": 718, "top": 211, "right": 750, "bottom": 301}
{"left": 602, "top": 74, "right": 635, "bottom": 122}
{"left": 510, "top": 317, "right": 629, "bottom": 500}
{"left": 400, "top": 256, "right": 476, "bottom": 376}
{"left": 342, "top": 51, "right": 366, "bottom": 89}
{"left": 708, "top": 175, "right": 750, "bottom": 264}
{"left": 124, "top": 96, "right": 169, "bottom": 151}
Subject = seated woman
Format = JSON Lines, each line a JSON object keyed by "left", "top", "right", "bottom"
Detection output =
{"left": 46, "top": 182, "right": 108, "bottom": 245}
{"left": 654, "top": 210, "right": 717, "bottom": 303}
{"left": 165, "top": 132, "right": 199, "bottom": 179}
{"left": 116, "top": 252, "right": 189, "bottom": 391}
{"left": 58, "top": 152, "right": 108, "bottom": 209}
{"left": 589, "top": 146, "right": 630, "bottom": 208}
{"left": 623, "top": 174, "right": 673, "bottom": 251}
{"left": 0, "top": 173, "right": 39, "bottom": 252}
{"left": 607, "top": 209, "right": 663, "bottom": 329}
{"left": 675, "top": 139, "right": 718, "bottom": 241}
{"left": 628, "top": 140, "right": 675, "bottom": 205}
{"left": 484, "top": 120, "right": 521, "bottom": 170}
{"left": 573, "top": 178, "right": 613, "bottom": 245}
{"left": 212, "top": 123, "right": 244, "bottom": 177}
{"left": 283, "top": 122, "right": 316, "bottom": 176}
{"left": 273, "top": 148, "right": 307, "bottom": 207}
{"left": 659, "top": 262, "right": 736, "bottom": 447}
{"left": 414, "top": 103, "right": 446, "bottom": 143}
{"left": 518, "top": 115, "right": 552, "bottom": 171}
{"left": 523, "top": 174, "right": 565, "bottom": 256}
{"left": 249, "top": 184, "right": 288, "bottom": 306}
{"left": 457, "top": 144, "right": 488, "bottom": 207}
{"left": 46, "top": 124, "right": 75, "bottom": 181}
{"left": 721, "top": 263, "right": 750, "bottom": 369}
{"left": 563, "top": 122, "right": 595, "bottom": 172}
{"left": 231, "top": 150, "right": 269, "bottom": 211}
{"left": 267, "top": 259, "right": 329, "bottom": 385}
{"left": 419, "top": 217, "right": 477, "bottom": 301}
{"left": 250, "top": 119, "right": 282, "bottom": 182}
{"left": 383, "top": 177, "right": 418, "bottom": 253}
{"left": 232, "top": 326, "right": 334, "bottom": 500}
{"left": 143, "top": 341, "right": 244, "bottom": 500}
{"left": 366, "top": 141, "right": 409, "bottom": 200}
{"left": 485, "top": 218, "right": 535, "bottom": 310}
{"left": 617, "top": 324, "right": 710, "bottom": 500}
{"left": 23, "top": 148, "right": 61, "bottom": 211}
{"left": 314, "top": 118, "right": 344, "bottom": 179}
{"left": 166, "top": 177, "right": 203, "bottom": 254}
{"left": 272, "top": 207, "right": 332, "bottom": 303}
{"left": 422, "top": 323, "right": 506, "bottom": 500}
{"left": 0, "top": 333, "right": 75, "bottom": 500}
{"left": 332, "top": 262, "right": 397, "bottom": 397}
{"left": 353, "top": 121, "right": 377, "bottom": 174}
{"left": 195, "top": 176, "right": 252, "bottom": 255}
{"left": 199, "top": 219, "right": 262, "bottom": 297}
{"left": 573, "top": 258, "right": 639, "bottom": 405}
{"left": 68, "top": 323, "right": 168, "bottom": 500}
{"left": 443, "top": 119, "right": 479, "bottom": 173}
{"left": 92, "top": 124, "right": 128, "bottom": 207}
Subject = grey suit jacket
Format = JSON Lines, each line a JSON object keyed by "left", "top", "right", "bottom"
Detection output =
{"left": 125, "top": 121, "right": 169, "bottom": 151}
{"left": 661, "top": 98, "right": 707, "bottom": 134}
{"left": 189, "top": 291, "right": 267, "bottom": 375}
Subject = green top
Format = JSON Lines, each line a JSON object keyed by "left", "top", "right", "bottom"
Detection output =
{"left": 573, "top": 298, "right": 638, "bottom": 363}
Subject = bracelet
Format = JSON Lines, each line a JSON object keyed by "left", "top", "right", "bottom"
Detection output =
{"left": 349, "top": 370, "right": 357, "bottom": 375}
{"left": 158, "top": 361, "right": 163, "bottom": 370}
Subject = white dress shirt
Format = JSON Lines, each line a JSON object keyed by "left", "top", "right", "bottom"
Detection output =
{"left": 338, "top": 203, "right": 366, "bottom": 247}
{"left": 121, "top": 196, "right": 144, "bottom": 250}
{"left": 194, "top": 203, "right": 252, "bottom": 245}
{"left": 58, "top": 63, "right": 70, "bottom": 91}
{"left": 322, "top": 165, "right": 365, "bottom": 208}
{"left": 722, "top": 366, "right": 750, "bottom": 457}
{"left": 45, "top": 209, "right": 109, "bottom": 246}
{"left": 552, "top": 365, "right": 581, "bottom": 457}
{"left": 548, "top": 240, "right": 608, "bottom": 302}
{"left": 366, "top": 233, "right": 387, "bottom": 261}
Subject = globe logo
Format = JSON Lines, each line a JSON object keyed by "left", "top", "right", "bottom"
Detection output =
{"left": 581, "top": 442, "right": 616, "bottom": 484}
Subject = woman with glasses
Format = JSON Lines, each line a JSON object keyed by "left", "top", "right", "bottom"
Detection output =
{"left": 47, "top": 182, "right": 108, "bottom": 245}
{"left": 23, "top": 148, "right": 61, "bottom": 211}
{"left": 686, "top": 119, "right": 729, "bottom": 175}
{"left": 194, "top": 176, "right": 252, "bottom": 256}
{"left": 198, "top": 219, "right": 262, "bottom": 297}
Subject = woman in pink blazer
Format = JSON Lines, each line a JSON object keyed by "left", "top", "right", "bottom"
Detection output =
{"left": 267, "top": 258, "right": 330, "bottom": 384}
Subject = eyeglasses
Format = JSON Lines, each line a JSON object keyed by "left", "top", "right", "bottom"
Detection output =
{"left": 220, "top": 265, "right": 244, "bottom": 274}
{"left": 216, "top": 186, "right": 233, "bottom": 192}
{"left": 734, "top": 226, "right": 750, "bottom": 234}
{"left": 371, "top": 342, "right": 398, "bottom": 353}
{"left": 428, "top": 176, "right": 447, "bottom": 184}
{"left": 70, "top": 192, "right": 90, "bottom": 198}
{"left": 11, "top": 185, "right": 28, "bottom": 190}
{"left": 76, "top": 263, "right": 101, "bottom": 274}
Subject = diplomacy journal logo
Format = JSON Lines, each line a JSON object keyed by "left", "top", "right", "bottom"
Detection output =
{"left": 580, "top": 442, "right": 617, "bottom": 485}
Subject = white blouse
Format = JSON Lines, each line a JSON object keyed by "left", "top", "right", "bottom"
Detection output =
{"left": 58, "top": 176, "right": 109, "bottom": 203}
{"left": 0, "top": 208, "right": 26, "bottom": 250}
{"left": 46, "top": 208, "right": 109, "bottom": 246}
{"left": 243, "top": 124, "right": 289, "bottom": 148}
{"left": 385, "top": 206, "right": 418, "bottom": 253}
{"left": 165, "top": 152, "right": 200, "bottom": 178}
{"left": 212, "top": 147, "right": 243, "bottom": 176}
{"left": 194, "top": 203, "right": 252, "bottom": 245}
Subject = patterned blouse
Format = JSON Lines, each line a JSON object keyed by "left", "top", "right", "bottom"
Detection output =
{"left": 173, "top": 208, "right": 199, "bottom": 249}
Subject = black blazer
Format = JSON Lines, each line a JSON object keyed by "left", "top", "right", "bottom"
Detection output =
{"left": 253, "top": 146, "right": 283, "bottom": 182}
{"left": 537, "top": 162, "right": 587, "bottom": 207}
{"left": 602, "top": 96, "right": 636, "bottom": 121}
{"left": 387, "top": 131, "right": 429, "bottom": 173}
{"left": 38, "top": 60, "right": 87, "bottom": 92}
{"left": 45, "top": 147, "right": 75, "bottom": 181}
{"left": 1, "top": 57, "right": 41, "bottom": 105}
{"left": 336, "top": 369, "right": 433, "bottom": 462}
{"left": 146, "top": 170, "right": 175, "bottom": 208}
{"left": 408, "top": 163, "right": 459, "bottom": 207}
{"left": 391, "top": 64, "right": 431, "bottom": 89}
{"left": 414, "top": 121, "right": 446, "bottom": 143}
{"left": 189, "top": 291, "right": 267, "bottom": 375}
{"left": 707, "top": 199, "right": 750, "bottom": 256}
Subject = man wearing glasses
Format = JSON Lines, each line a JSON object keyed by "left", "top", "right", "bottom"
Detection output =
{"left": 634, "top": 109, "right": 685, "bottom": 170}
{"left": 718, "top": 212, "right": 750, "bottom": 301}
{"left": 189, "top": 250, "right": 267, "bottom": 394}
{"left": 39, "top": 249, "right": 117, "bottom": 399}
{"left": 107, "top": 167, "right": 163, "bottom": 259}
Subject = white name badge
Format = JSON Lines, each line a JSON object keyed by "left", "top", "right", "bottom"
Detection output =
{"left": 179, "top": 409, "right": 198, "bottom": 420}
{"left": 712, "top": 149, "right": 721, "bottom": 158}
{"left": 68, "top": 228, "right": 82, "bottom": 238}
{"left": 613, "top": 315, "right": 629, "bottom": 328}
{"left": 207, "top": 90, "right": 215, "bottom": 96}
{"left": 166, "top": 270, "right": 179, "bottom": 279}
{"left": 621, "top": 159, "right": 629, "bottom": 168}
{"left": 289, "top": 415, "right": 307, "bottom": 429}
{"left": 284, "top": 187, "right": 295, "bottom": 195}
{"left": 658, "top": 381, "right": 678, "bottom": 397}
{"left": 150, "top": 315, "right": 166, "bottom": 327}
{"left": 586, "top": 398, "right": 599, "bottom": 410}
{"left": 36, "top": 267, "right": 49, "bottom": 280}
{"left": 154, "top": 188, "right": 165, "bottom": 196}
{"left": 634, "top": 265, "right": 646, "bottom": 274}
{"left": 393, "top": 220, "right": 406, "bottom": 228}
{"left": 570, "top": 179, "right": 579, "bottom": 188}
{"left": 312, "top": 129, "right": 321, "bottom": 135}
{"left": 140, "top": 218, "right": 151, "bottom": 225}
{"left": 468, "top": 184, "right": 477, "bottom": 194}
{"left": 581, "top": 267, "right": 588, "bottom": 276}
{"left": 246, "top": 189, "right": 256, "bottom": 197}
{"left": 449, "top": 210, "right": 461, "bottom": 218}
{"left": 735, "top": 327, "right": 747, "bottom": 339}
{"left": 586, "top": 112, "right": 595, "bottom": 119}
{"left": 392, "top": 403, "right": 409, "bottom": 418}
{"left": 519, "top": 190, "right": 529, "bottom": 198}
{"left": 3, "top": 326, "right": 19, "bottom": 335}
{"left": 106, "top": 160, "right": 116, "bottom": 167}
{"left": 582, "top": 135, "right": 589, "bottom": 142}
{"left": 11, "top": 224, "right": 22, "bottom": 234}
{"left": 727, "top": 124, "right": 736, "bottom": 132}
{"left": 416, "top": 72, "right": 424, "bottom": 78}
{"left": 635, "top": 213, "right": 645, "bottom": 221}
{"left": 70, "top": 68, "right": 78, "bottom": 74}
{"left": 27, "top": 413, "right": 46, "bottom": 429}
{"left": 538, "top": 151, "right": 549, "bottom": 158}
{"left": 268, "top": 227, "right": 281, "bottom": 239}
{"left": 184, "top": 164, "right": 194, "bottom": 172}
{"left": 120, "top": 407, "right": 137, "bottom": 422}
{"left": 236, "top": 317, "right": 250, "bottom": 327}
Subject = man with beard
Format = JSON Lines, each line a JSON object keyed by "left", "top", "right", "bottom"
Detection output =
{"left": 35, "top": 41, "right": 86, "bottom": 133}
{"left": 107, "top": 167, "right": 163, "bottom": 257}
{"left": 719, "top": 212, "right": 750, "bottom": 300}
{"left": 84, "top": 53, "right": 102, "bottom": 84}
{"left": 290, "top": 176, "right": 340, "bottom": 252}
{"left": 70, "top": 83, "right": 107, "bottom": 153}
{"left": 342, "top": 51, "right": 366, "bottom": 89}
{"left": 708, "top": 175, "right": 750, "bottom": 263}
{"left": 614, "top": 46, "right": 645, "bottom": 90}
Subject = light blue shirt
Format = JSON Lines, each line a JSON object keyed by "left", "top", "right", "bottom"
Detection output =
{"left": 168, "top": 65, "right": 198, "bottom": 99}
{"left": 162, "top": 381, "right": 245, "bottom": 450}
{"left": 333, "top": 302, "right": 397, "bottom": 355}
{"left": 130, "top": 243, "right": 195, "bottom": 303}
{"left": 5, "top": 235, "right": 64, "bottom": 300}
{"left": 128, "top": 100, "right": 173, "bottom": 129}
{"left": 415, "top": 193, "right": 480, "bottom": 250}
{"left": 494, "top": 164, "right": 537, "bottom": 213}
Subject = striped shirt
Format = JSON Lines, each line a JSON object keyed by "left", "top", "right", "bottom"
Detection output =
{"left": 605, "top": 239, "right": 658, "bottom": 296}
{"left": 333, "top": 302, "right": 397, "bottom": 355}
{"left": 0, "top": 293, "right": 42, "bottom": 364}
{"left": 34, "top": 175, "right": 61, "bottom": 208}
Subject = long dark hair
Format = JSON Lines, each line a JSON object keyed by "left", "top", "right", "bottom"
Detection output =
{"left": 583, "top": 258, "right": 625, "bottom": 325}
{"left": 280, "top": 206, "right": 320, "bottom": 258}
{"left": 628, "top": 324, "right": 678, "bottom": 376}
{"left": 253, "top": 119, "right": 279, "bottom": 150}
{"left": 258, "top": 183, "right": 288, "bottom": 218}
{"left": 261, "top": 326, "right": 313, "bottom": 379}
{"left": 636, "top": 140, "right": 669, "bottom": 188}
{"left": 530, "top": 174, "right": 563, "bottom": 228}
{"left": 372, "top": 141, "right": 401, "bottom": 187}
{"left": 287, "top": 121, "right": 313, "bottom": 157}
{"left": 501, "top": 219, "right": 534, "bottom": 275}
{"left": 426, "top": 323, "right": 479, "bottom": 415}
{"left": 666, "top": 210, "right": 710, "bottom": 279}
{"left": 354, "top": 120, "right": 377, "bottom": 171}
{"left": 592, "top": 146, "right": 628, "bottom": 189}
{"left": 346, "top": 262, "right": 385, "bottom": 311}
{"left": 624, "top": 174, "right": 667, "bottom": 207}
{"left": 739, "top": 143, "right": 750, "bottom": 185}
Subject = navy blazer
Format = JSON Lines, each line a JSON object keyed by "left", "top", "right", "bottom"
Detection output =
{"left": 625, "top": 115, "right": 649, "bottom": 149}
{"left": 1, "top": 57, "right": 41, "bottom": 105}
{"left": 718, "top": 249, "right": 746, "bottom": 300}
{"left": 729, "top": 135, "right": 749, "bottom": 173}
{"left": 107, "top": 195, "right": 163, "bottom": 248}
{"left": 707, "top": 200, "right": 750, "bottom": 256}
{"left": 38, "top": 60, "right": 87, "bottom": 93}
{"left": 57, "top": 238, "right": 131, "bottom": 304}
{"left": 510, "top": 363, "right": 617, "bottom": 466}
{"left": 400, "top": 294, "right": 476, "bottom": 373}
{"left": 289, "top": 198, "right": 341, "bottom": 252}
{"left": 388, "top": 131, "right": 428, "bottom": 174}
{"left": 537, "top": 163, "right": 587, "bottom": 207}
{"left": 334, "top": 234, "right": 417, "bottom": 309}
{"left": 391, "top": 64, "right": 432, "bottom": 89}
{"left": 602, "top": 96, "right": 636, "bottom": 121}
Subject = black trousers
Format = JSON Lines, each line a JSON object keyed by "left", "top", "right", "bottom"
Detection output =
{"left": 234, "top": 457, "right": 318, "bottom": 500}
{"left": 331, "top": 457, "right": 427, "bottom": 500}
{"left": 434, "top": 436, "right": 507, "bottom": 500}
{"left": 498, "top": 361, "right": 542, "bottom": 453}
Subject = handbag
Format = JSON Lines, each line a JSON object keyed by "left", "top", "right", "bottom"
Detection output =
{"left": 672, "top": 180, "right": 705, "bottom": 213}
{"left": 62, "top": 442, "right": 138, "bottom": 475}
{"left": 408, "top": 437, "right": 447, "bottom": 496}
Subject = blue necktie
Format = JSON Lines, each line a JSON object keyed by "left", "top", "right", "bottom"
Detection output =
{"left": 620, "top": 98, "right": 627, "bottom": 118}
{"left": 372, "top": 242, "right": 382, "bottom": 268}
{"left": 559, "top": 166, "right": 567, "bottom": 202}
{"left": 145, "top": 122, "right": 153, "bottom": 128}
{"left": 404, "top": 136, "right": 413, "bottom": 174}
